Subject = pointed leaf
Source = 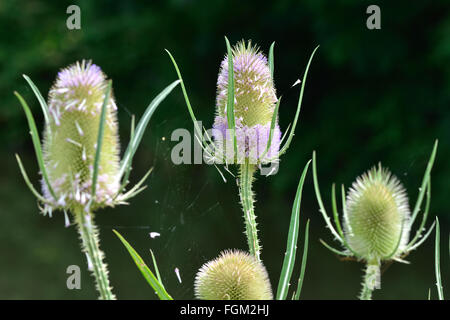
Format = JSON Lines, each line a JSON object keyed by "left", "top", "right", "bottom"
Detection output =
{"left": 23, "top": 74, "right": 50, "bottom": 125}
{"left": 279, "top": 45, "right": 319, "bottom": 156}
{"left": 113, "top": 230, "right": 173, "bottom": 300}
{"left": 294, "top": 220, "right": 310, "bottom": 300}
{"left": 15, "top": 91, "right": 56, "bottom": 200}
{"left": 276, "top": 160, "right": 310, "bottom": 300}
{"left": 118, "top": 80, "right": 180, "bottom": 181}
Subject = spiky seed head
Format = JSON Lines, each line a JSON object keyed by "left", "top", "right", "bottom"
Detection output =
{"left": 212, "top": 41, "right": 281, "bottom": 164}
{"left": 194, "top": 250, "right": 273, "bottom": 300}
{"left": 42, "top": 60, "right": 120, "bottom": 213}
{"left": 344, "top": 164, "right": 411, "bottom": 262}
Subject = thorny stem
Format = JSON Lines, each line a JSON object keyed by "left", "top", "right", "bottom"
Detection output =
{"left": 239, "top": 159, "right": 261, "bottom": 262}
{"left": 74, "top": 208, "right": 116, "bottom": 300}
{"left": 360, "top": 260, "right": 380, "bottom": 300}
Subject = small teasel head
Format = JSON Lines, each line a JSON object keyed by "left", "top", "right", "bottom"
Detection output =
{"left": 212, "top": 40, "right": 281, "bottom": 164}
{"left": 344, "top": 164, "right": 411, "bottom": 262}
{"left": 194, "top": 249, "right": 273, "bottom": 300}
{"left": 42, "top": 60, "right": 120, "bottom": 213}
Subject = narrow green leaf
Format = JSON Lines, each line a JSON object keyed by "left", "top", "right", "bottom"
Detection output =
{"left": 276, "top": 160, "right": 310, "bottom": 300}
{"left": 113, "top": 230, "right": 173, "bottom": 300}
{"left": 23, "top": 74, "right": 50, "bottom": 125}
{"left": 91, "top": 81, "right": 111, "bottom": 201}
{"left": 410, "top": 140, "right": 438, "bottom": 226}
{"left": 269, "top": 42, "right": 275, "bottom": 79}
{"left": 294, "top": 220, "right": 310, "bottom": 300}
{"left": 118, "top": 80, "right": 180, "bottom": 181}
{"left": 279, "top": 45, "right": 319, "bottom": 156}
{"left": 435, "top": 218, "right": 444, "bottom": 300}
{"left": 224, "top": 36, "right": 238, "bottom": 161}
{"left": 150, "top": 249, "right": 164, "bottom": 289}
{"left": 14, "top": 91, "right": 56, "bottom": 200}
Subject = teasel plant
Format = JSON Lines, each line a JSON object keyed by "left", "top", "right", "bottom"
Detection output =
{"left": 312, "top": 140, "right": 438, "bottom": 300}
{"left": 113, "top": 159, "right": 311, "bottom": 300}
{"left": 165, "top": 37, "right": 318, "bottom": 265}
{"left": 15, "top": 60, "right": 180, "bottom": 299}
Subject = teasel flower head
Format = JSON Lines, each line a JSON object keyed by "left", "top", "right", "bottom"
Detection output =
{"left": 344, "top": 164, "right": 410, "bottom": 262}
{"left": 42, "top": 60, "right": 120, "bottom": 213}
{"left": 312, "top": 141, "right": 438, "bottom": 299}
{"left": 212, "top": 40, "right": 281, "bottom": 165}
{"left": 194, "top": 250, "right": 273, "bottom": 300}
{"left": 15, "top": 59, "right": 179, "bottom": 218}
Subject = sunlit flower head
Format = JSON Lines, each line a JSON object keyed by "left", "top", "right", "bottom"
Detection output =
{"left": 212, "top": 41, "right": 281, "bottom": 165}
{"left": 42, "top": 60, "right": 120, "bottom": 212}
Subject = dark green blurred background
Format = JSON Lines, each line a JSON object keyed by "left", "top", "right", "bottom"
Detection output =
{"left": 1, "top": 0, "right": 449, "bottom": 299}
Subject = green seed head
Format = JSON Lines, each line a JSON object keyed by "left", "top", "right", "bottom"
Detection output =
{"left": 344, "top": 164, "right": 410, "bottom": 262}
{"left": 194, "top": 250, "right": 273, "bottom": 300}
{"left": 42, "top": 60, "right": 120, "bottom": 212}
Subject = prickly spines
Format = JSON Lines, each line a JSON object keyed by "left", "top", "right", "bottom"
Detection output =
{"left": 194, "top": 250, "right": 273, "bottom": 300}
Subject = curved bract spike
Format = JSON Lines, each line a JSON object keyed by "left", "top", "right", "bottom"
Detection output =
{"left": 407, "top": 220, "right": 436, "bottom": 252}
{"left": 331, "top": 183, "right": 361, "bottom": 258}
{"left": 23, "top": 74, "right": 51, "bottom": 125}
{"left": 312, "top": 151, "right": 344, "bottom": 243}
{"left": 319, "top": 239, "right": 351, "bottom": 256}
{"left": 278, "top": 45, "right": 319, "bottom": 156}
{"left": 260, "top": 97, "right": 281, "bottom": 160}
{"left": 406, "top": 179, "right": 431, "bottom": 250}
{"left": 14, "top": 91, "right": 57, "bottom": 200}
{"left": 90, "top": 81, "right": 111, "bottom": 206}
{"left": 15, "top": 153, "right": 48, "bottom": 204}
{"left": 410, "top": 140, "right": 438, "bottom": 226}
{"left": 118, "top": 80, "right": 181, "bottom": 182}
{"left": 383, "top": 217, "right": 406, "bottom": 260}
{"left": 165, "top": 50, "right": 218, "bottom": 160}
{"left": 224, "top": 36, "right": 238, "bottom": 160}
{"left": 269, "top": 42, "right": 275, "bottom": 79}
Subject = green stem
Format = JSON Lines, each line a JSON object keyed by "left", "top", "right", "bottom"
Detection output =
{"left": 239, "top": 159, "right": 261, "bottom": 262}
{"left": 359, "top": 260, "right": 380, "bottom": 300}
{"left": 74, "top": 208, "right": 116, "bottom": 300}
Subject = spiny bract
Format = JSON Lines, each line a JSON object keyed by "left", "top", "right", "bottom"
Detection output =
{"left": 344, "top": 164, "right": 411, "bottom": 262}
{"left": 212, "top": 41, "right": 281, "bottom": 164}
{"left": 42, "top": 60, "right": 120, "bottom": 213}
{"left": 194, "top": 249, "right": 273, "bottom": 300}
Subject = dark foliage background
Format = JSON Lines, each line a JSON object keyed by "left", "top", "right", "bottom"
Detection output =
{"left": 0, "top": 0, "right": 449, "bottom": 299}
